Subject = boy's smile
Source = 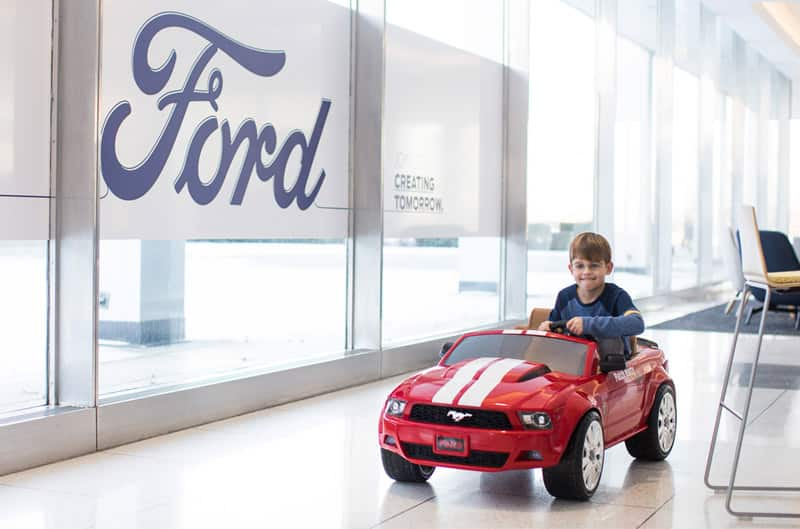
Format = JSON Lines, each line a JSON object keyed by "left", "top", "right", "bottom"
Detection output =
{"left": 569, "top": 258, "right": 613, "bottom": 302}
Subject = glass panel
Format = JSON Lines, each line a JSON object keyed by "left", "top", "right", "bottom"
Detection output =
{"left": 671, "top": 67, "right": 699, "bottom": 290}
{"left": 617, "top": 0, "right": 658, "bottom": 52}
{"left": 613, "top": 37, "right": 653, "bottom": 298}
{"left": 0, "top": 1, "right": 51, "bottom": 414}
{"left": 711, "top": 95, "right": 733, "bottom": 281}
{"left": 562, "top": 0, "right": 596, "bottom": 18}
{"left": 99, "top": 240, "right": 346, "bottom": 396}
{"left": 790, "top": 120, "right": 800, "bottom": 238}
{"left": 0, "top": 242, "right": 48, "bottom": 414}
{"left": 743, "top": 108, "right": 757, "bottom": 206}
{"left": 766, "top": 119, "right": 779, "bottom": 229}
{"left": 384, "top": 0, "right": 502, "bottom": 61}
{"left": 97, "top": 1, "right": 351, "bottom": 397}
{"left": 383, "top": 1, "right": 503, "bottom": 345}
{"left": 527, "top": 0, "right": 596, "bottom": 309}
{"left": 675, "top": 0, "right": 701, "bottom": 75}
{"left": 382, "top": 238, "right": 501, "bottom": 345}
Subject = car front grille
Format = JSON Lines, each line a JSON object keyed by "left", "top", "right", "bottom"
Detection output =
{"left": 409, "top": 404, "right": 513, "bottom": 430}
{"left": 401, "top": 442, "right": 509, "bottom": 468}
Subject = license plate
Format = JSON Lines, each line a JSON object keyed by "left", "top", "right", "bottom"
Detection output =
{"left": 435, "top": 435, "right": 467, "bottom": 455}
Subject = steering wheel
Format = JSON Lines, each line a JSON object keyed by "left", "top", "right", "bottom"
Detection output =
{"left": 549, "top": 320, "right": 597, "bottom": 342}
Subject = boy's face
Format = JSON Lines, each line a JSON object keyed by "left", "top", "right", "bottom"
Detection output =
{"left": 569, "top": 257, "right": 613, "bottom": 293}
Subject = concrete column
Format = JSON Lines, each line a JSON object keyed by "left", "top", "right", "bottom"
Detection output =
{"left": 98, "top": 241, "right": 185, "bottom": 345}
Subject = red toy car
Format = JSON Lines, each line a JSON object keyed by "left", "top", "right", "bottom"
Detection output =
{"left": 378, "top": 327, "right": 676, "bottom": 500}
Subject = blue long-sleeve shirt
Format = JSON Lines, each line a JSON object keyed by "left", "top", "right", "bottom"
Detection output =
{"left": 548, "top": 283, "right": 645, "bottom": 353}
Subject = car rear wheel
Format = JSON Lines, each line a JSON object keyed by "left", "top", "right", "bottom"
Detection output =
{"left": 625, "top": 384, "right": 676, "bottom": 460}
{"left": 542, "top": 411, "right": 604, "bottom": 500}
{"left": 381, "top": 448, "right": 435, "bottom": 482}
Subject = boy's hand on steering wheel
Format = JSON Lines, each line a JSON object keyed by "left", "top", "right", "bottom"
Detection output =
{"left": 537, "top": 320, "right": 551, "bottom": 332}
{"left": 566, "top": 317, "right": 584, "bottom": 335}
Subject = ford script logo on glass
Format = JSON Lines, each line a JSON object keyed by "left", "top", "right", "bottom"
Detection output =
{"left": 100, "top": 12, "right": 330, "bottom": 209}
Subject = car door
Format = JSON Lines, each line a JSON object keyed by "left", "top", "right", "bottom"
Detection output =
{"left": 597, "top": 362, "right": 647, "bottom": 442}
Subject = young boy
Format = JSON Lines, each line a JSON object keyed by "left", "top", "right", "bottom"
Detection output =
{"left": 538, "top": 232, "right": 644, "bottom": 356}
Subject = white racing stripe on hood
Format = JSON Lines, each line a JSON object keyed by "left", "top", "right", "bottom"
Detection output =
{"left": 457, "top": 358, "right": 524, "bottom": 407}
{"left": 431, "top": 357, "right": 497, "bottom": 404}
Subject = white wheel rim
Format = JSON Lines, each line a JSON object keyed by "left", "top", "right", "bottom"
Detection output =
{"left": 582, "top": 420, "right": 604, "bottom": 491}
{"left": 657, "top": 391, "right": 676, "bottom": 453}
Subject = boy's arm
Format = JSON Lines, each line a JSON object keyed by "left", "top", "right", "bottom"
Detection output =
{"left": 582, "top": 310, "right": 644, "bottom": 337}
{"left": 582, "top": 289, "right": 645, "bottom": 337}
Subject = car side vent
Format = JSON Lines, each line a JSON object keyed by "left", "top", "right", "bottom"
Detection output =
{"left": 516, "top": 365, "right": 551, "bottom": 382}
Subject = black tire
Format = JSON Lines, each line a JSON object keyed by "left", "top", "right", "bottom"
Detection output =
{"left": 625, "top": 384, "right": 676, "bottom": 461}
{"left": 542, "top": 411, "right": 604, "bottom": 500}
{"left": 381, "top": 448, "right": 435, "bottom": 482}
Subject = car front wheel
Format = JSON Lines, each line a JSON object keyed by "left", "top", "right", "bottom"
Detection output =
{"left": 381, "top": 448, "right": 435, "bottom": 482}
{"left": 542, "top": 411, "right": 604, "bottom": 500}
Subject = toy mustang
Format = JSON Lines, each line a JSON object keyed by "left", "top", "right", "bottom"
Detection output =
{"left": 378, "top": 324, "right": 675, "bottom": 500}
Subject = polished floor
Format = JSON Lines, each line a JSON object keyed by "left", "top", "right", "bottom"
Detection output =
{"left": 3, "top": 292, "right": 800, "bottom": 528}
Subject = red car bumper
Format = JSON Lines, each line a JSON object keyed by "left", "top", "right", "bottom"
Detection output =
{"left": 379, "top": 416, "right": 565, "bottom": 471}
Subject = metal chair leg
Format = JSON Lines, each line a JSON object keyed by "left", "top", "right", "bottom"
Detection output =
{"left": 706, "top": 286, "right": 800, "bottom": 518}
{"left": 705, "top": 287, "right": 749, "bottom": 491}
{"left": 724, "top": 291, "right": 741, "bottom": 315}
{"left": 745, "top": 304, "right": 757, "bottom": 325}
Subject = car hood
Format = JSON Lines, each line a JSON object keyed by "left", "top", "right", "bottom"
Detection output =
{"left": 403, "top": 357, "right": 581, "bottom": 409}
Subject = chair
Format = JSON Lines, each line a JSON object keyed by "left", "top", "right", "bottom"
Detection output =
{"left": 721, "top": 226, "right": 745, "bottom": 315}
{"left": 704, "top": 206, "right": 800, "bottom": 518}
{"left": 515, "top": 307, "right": 551, "bottom": 331}
{"left": 745, "top": 230, "right": 800, "bottom": 329}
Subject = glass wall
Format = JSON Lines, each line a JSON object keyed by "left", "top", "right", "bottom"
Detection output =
{"left": 613, "top": 36, "right": 654, "bottom": 298}
{"left": 2, "top": 0, "right": 798, "bottom": 478}
{"left": 0, "top": 1, "right": 52, "bottom": 414}
{"left": 671, "top": 67, "right": 700, "bottom": 290}
{"left": 96, "top": 0, "right": 352, "bottom": 397}
{"left": 382, "top": 0, "right": 504, "bottom": 344}
{"left": 527, "top": 0, "right": 596, "bottom": 309}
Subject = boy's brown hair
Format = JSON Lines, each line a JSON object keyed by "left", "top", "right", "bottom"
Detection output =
{"left": 569, "top": 232, "right": 612, "bottom": 263}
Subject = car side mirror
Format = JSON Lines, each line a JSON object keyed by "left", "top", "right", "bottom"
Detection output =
{"left": 439, "top": 342, "right": 454, "bottom": 358}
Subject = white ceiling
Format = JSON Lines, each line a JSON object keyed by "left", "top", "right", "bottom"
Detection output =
{"left": 703, "top": 0, "right": 800, "bottom": 80}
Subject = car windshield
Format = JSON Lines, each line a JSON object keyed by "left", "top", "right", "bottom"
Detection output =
{"left": 443, "top": 334, "right": 589, "bottom": 376}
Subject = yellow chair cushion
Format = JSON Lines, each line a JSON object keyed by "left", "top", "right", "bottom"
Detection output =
{"left": 766, "top": 271, "right": 800, "bottom": 287}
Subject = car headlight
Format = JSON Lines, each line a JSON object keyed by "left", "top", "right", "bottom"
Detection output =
{"left": 385, "top": 398, "right": 407, "bottom": 417}
{"left": 518, "top": 411, "right": 552, "bottom": 429}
